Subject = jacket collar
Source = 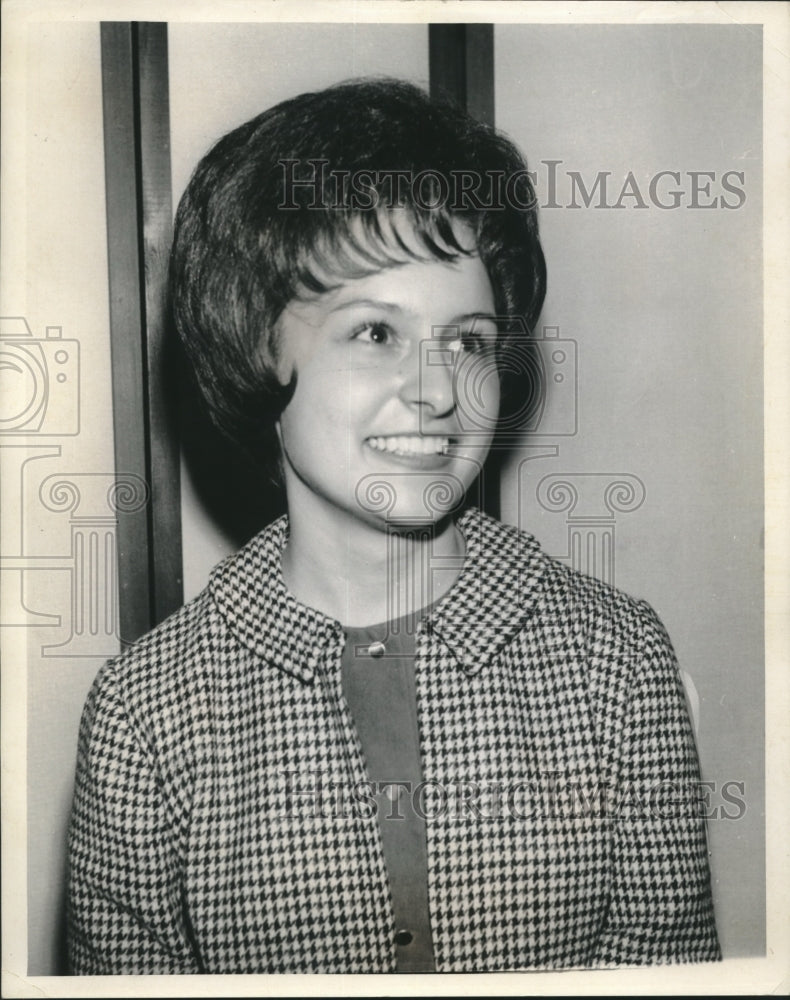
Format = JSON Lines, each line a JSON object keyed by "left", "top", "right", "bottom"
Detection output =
{"left": 209, "top": 507, "right": 549, "bottom": 683}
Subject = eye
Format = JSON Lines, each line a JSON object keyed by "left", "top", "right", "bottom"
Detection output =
{"left": 449, "top": 331, "right": 496, "bottom": 356}
{"left": 352, "top": 321, "right": 393, "bottom": 346}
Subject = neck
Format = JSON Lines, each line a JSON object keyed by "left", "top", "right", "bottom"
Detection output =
{"left": 281, "top": 495, "right": 466, "bottom": 627}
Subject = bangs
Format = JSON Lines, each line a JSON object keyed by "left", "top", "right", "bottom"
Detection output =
{"left": 284, "top": 205, "right": 480, "bottom": 300}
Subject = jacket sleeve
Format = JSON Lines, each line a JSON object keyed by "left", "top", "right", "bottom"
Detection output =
{"left": 591, "top": 601, "right": 722, "bottom": 966}
{"left": 67, "top": 662, "right": 201, "bottom": 974}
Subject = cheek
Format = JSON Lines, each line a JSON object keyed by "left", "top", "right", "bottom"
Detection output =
{"left": 456, "top": 355, "right": 501, "bottom": 431}
{"left": 277, "top": 369, "right": 357, "bottom": 452}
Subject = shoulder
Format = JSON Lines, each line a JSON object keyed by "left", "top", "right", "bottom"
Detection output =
{"left": 79, "top": 588, "right": 224, "bottom": 761}
{"left": 81, "top": 514, "right": 292, "bottom": 751}
{"left": 464, "top": 506, "right": 676, "bottom": 665}
{"left": 92, "top": 514, "right": 290, "bottom": 712}
{"left": 544, "top": 551, "right": 671, "bottom": 659}
{"left": 460, "top": 512, "right": 694, "bottom": 774}
{"left": 466, "top": 506, "right": 660, "bottom": 614}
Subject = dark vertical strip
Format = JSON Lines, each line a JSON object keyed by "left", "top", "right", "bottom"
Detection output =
{"left": 101, "top": 22, "right": 182, "bottom": 643}
{"left": 136, "top": 23, "right": 183, "bottom": 624}
{"left": 428, "top": 21, "right": 499, "bottom": 517}
{"left": 429, "top": 24, "right": 494, "bottom": 126}
{"left": 429, "top": 24, "right": 467, "bottom": 107}
{"left": 464, "top": 24, "right": 495, "bottom": 127}
{"left": 100, "top": 22, "right": 152, "bottom": 643}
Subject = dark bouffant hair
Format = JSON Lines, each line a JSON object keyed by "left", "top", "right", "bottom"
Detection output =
{"left": 170, "top": 77, "right": 546, "bottom": 463}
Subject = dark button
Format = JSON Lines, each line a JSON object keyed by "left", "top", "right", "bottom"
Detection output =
{"left": 368, "top": 640, "right": 386, "bottom": 658}
{"left": 394, "top": 929, "right": 413, "bottom": 947}
{"left": 384, "top": 782, "right": 402, "bottom": 803}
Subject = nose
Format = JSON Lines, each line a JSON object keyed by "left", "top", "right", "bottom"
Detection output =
{"left": 398, "top": 341, "right": 456, "bottom": 418}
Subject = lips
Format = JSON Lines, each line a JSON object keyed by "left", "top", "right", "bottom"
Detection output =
{"left": 367, "top": 435, "right": 451, "bottom": 457}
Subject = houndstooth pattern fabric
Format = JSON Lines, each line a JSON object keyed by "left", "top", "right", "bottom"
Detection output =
{"left": 67, "top": 508, "right": 721, "bottom": 973}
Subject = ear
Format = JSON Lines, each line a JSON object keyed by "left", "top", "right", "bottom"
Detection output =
{"left": 274, "top": 354, "right": 294, "bottom": 388}
{"left": 269, "top": 317, "right": 295, "bottom": 388}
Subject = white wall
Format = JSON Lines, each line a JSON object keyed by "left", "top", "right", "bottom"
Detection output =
{"left": 9, "top": 23, "right": 117, "bottom": 974}
{"left": 495, "top": 24, "right": 764, "bottom": 957}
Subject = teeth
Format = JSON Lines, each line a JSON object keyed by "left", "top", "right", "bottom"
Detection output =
{"left": 368, "top": 436, "right": 450, "bottom": 456}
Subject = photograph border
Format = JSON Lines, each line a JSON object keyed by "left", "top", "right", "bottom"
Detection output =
{"left": 2, "top": 1, "right": 788, "bottom": 995}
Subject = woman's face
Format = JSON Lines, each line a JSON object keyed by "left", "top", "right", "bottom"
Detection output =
{"left": 275, "top": 221, "right": 500, "bottom": 533}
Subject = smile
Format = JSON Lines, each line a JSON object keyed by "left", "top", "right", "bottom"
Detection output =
{"left": 367, "top": 435, "right": 451, "bottom": 457}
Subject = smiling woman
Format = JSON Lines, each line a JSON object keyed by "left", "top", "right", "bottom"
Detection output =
{"left": 66, "top": 78, "right": 721, "bottom": 974}
{"left": 275, "top": 222, "right": 500, "bottom": 625}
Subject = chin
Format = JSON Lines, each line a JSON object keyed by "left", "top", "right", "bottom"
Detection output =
{"left": 353, "top": 469, "right": 469, "bottom": 528}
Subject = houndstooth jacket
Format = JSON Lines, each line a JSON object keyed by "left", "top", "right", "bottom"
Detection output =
{"left": 67, "top": 507, "right": 721, "bottom": 974}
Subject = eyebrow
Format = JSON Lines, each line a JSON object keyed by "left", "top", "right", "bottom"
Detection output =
{"left": 327, "top": 297, "right": 403, "bottom": 316}
{"left": 328, "top": 299, "right": 498, "bottom": 326}
{"left": 451, "top": 312, "right": 498, "bottom": 326}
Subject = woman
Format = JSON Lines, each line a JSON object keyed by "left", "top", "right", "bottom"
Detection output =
{"left": 67, "top": 78, "right": 720, "bottom": 974}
